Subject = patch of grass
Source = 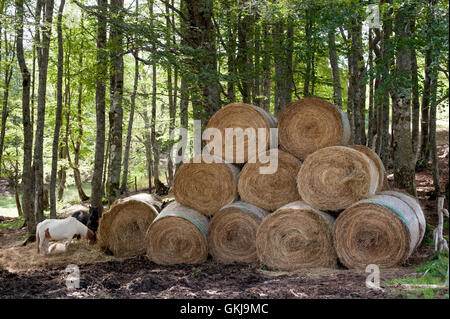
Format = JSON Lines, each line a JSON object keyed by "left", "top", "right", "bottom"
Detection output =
{"left": 422, "top": 224, "right": 436, "bottom": 246}
{"left": 388, "top": 252, "right": 449, "bottom": 299}
{"left": 190, "top": 266, "right": 202, "bottom": 278}
{"left": 0, "top": 216, "right": 25, "bottom": 230}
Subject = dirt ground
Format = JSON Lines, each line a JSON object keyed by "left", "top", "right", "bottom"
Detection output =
{"left": 0, "top": 143, "right": 448, "bottom": 299}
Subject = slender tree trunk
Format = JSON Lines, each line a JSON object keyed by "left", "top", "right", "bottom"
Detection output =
{"left": 151, "top": 62, "right": 159, "bottom": 186}
{"left": 166, "top": 1, "right": 175, "bottom": 186}
{"left": 380, "top": 0, "right": 393, "bottom": 165}
{"left": 273, "top": 20, "right": 293, "bottom": 114}
{"left": 410, "top": 15, "right": 420, "bottom": 162}
{"left": 16, "top": 0, "right": 36, "bottom": 239}
{"left": 417, "top": 49, "right": 432, "bottom": 167}
{"left": 107, "top": 0, "right": 124, "bottom": 204}
{"left": 49, "top": 0, "right": 65, "bottom": 218}
{"left": 367, "top": 28, "right": 375, "bottom": 148}
{"left": 261, "top": 24, "right": 271, "bottom": 112}
{"left": 328, "top": 30, "right": 343, "bottom": 108}
{"left": 253, "top": 21, "right": 262, "bottom": 107}
{"left": 429, "top": 68, "right": 440, "bottom": 195}
{"left": 391, "top": 3, "right": 416, "bottom": 196}
{"left": 226, "top": 8, "right": 236, "bottom": 103}
{"left": 91, "top": 0, "right": 108, "bottom": 216}
{"left": 303, "top": 11, "right": 313, "bottom": 97}
{"left": 237, "top": 0, "right": 252, "bottom": 104}
{"left": 33, "top": 0, "right": 55, "bottom": 222}
{"left": 120, "top": 52, "right": 139, "bottom": 194}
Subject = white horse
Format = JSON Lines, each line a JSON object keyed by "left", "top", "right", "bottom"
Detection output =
{"left": 36, "top": 217, "right": 96, "bottom": 256}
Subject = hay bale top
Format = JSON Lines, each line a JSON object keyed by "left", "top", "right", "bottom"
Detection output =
{"left": 98, "top": 193, "right": 162, "bottom": 257}
{"left": 277, "top": 97, "right": 351, "bottom": 160}
{"left": 205, "top": 102, "right": 277, "bottom": 163}
{"left": 110, "top": 193, "right": 163, "bottom": 212}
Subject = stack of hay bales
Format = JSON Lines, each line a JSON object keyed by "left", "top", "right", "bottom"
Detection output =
{"left": 98, "top": 97, "right": 425, "bottom": 270}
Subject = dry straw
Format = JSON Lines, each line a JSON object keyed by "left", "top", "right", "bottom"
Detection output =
{"left": 256, "top": 201, "right": 337, "bottom": 271}
{"left": 297, "top": 146, "right": 380, "bottom": 211}
{"left": 98, "top": 193, "right": 162, "bottom": 257}
{"left": 205, "top": 102, "right": 277, "bottom": 163}
{"left": 207, "top": 201, "right": 269, "bottom": 264}
{"left": 348, "top": 144, "right": 388, "bottom": 192}
{"left": 334, "top": 194, "right": 422, "bottom": 269}
{"left": 173, "top": 154, "right": 240, "bottom": 216}
{"left": 146, "top": 201, "right": 209, "bottom": 265}
{"left": 238, "top": 149, "right": 302, "bottom": 211}
{"left": 278, "top": 97, "right": 351, "bottom": 160}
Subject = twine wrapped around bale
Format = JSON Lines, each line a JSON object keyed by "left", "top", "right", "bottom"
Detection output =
{"left": 334, "top": 194, "right": 422, "bottom": 269}
{"left": 173, "top": 154, "right": 240, "bottom": 216}
{"left": 381, "top": 190, "right": 426, "bottom": 249}
{"left": 207, "top": 201, "right": 269, "bottom": 264}
{"left": 297, "top": 146, "right": 380, "bottom": 211}
{"left": 146, "top": 201, "right": 209, "bottom": 265}
{"left": 98, "top": 193, "right": 162, "bottom": 257}
{"left": 348, "top": 144, "right": 387, "bottom": 192}
{"left": 238, "top": 149, "right": 302, "bottom": 211}
{"left": 277, "top": 97, "right": 351, "bottom": 160}
{"left": 205, "top": 102, "right": 277, "bottom": 163}
{"left": 256, "top": 201, "right": 337, "bottom": 270}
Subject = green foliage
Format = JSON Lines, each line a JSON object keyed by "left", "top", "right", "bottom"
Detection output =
{"left": 388, "top": 252, "right": 449, "bottom": 299}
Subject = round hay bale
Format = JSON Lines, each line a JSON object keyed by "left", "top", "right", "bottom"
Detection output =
{"left": 297, "top": 146, "right": 380, "bottom": 211}
{"left": 380, "top": 190, "right": 426, "bottom": 249}
{"left": 238, "top": 149, "right": 302, "bottom": 211}
{"left": 277, "top": 97, "right": 351, "bottom": 160}
{"left": 98, "top": 193, "right": 162, "bottom": 257}
{"left": 207, "top": 201, "right": 269, "bottom": 264}
{"left": 333, "top": 194, "right": 421, "bottom": 269}
{"left": 205, "top": 102, "right": 277, "bottom": 163}
{"left": 256, "top": 201, "right": 337, "bottom": 270}
{"left": 173, "top": 154, "right": 239, "bottom": 216}
{"left": 348, "top": 144, "right": 387, "bottom": 192}
{"left": 146, "top": 201, "right": 209, "bottom": 265}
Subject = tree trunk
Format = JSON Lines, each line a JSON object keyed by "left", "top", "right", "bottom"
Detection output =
{"left": 237, "top": 1, "right": 252, "bottom": 104}
{"left": 273, "top": 20, "right": 293, "bottom": 114}
{"left": 33, "top": 0, "right": 55, "bottom": 223}
{"left": 303, "top": 10, "right": 313, "bottom": 97}
{"left": 226, "top": 8, "right": 236, "bottom": 104}
{"left": 120, "top": 53, "right": 139, "bottom": 194}
{"left": 166, "top": 1, "right": 175, "bottom": 187}
{"left": 328, "top": 30, "right": 343, "bottom": 109}
{"left": 91, "top": 0, "right": 108, "bottom": 216}
{"left": 107, "top": 0, "right": 124, "bottom": 204}
{"left": 151, "top": 62, "right": 159, "bottom": 186}
{"left": 429, "top": 68, "right": 440, "bottom": 195}
{"left": 16, "top": 0, "right": 36, "bottom": 239}
{"left": 417, "top": 48, "right": 432, "bottom": 167}
{"left": 261, "top": 24, "right": 271, "bottom": 112}
{"left": 49, "top": 0, "right": 65, "bottom": 218}
{"left": 391, "top": 3, "right": 416, "bottom": 197}
{"left": 367, "top": 28, "right": 375, "bottom": 148}
{"left": 410, "top": 14, "right": 420, "bottom": 162}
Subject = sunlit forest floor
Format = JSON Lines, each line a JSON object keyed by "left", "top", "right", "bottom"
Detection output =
{"left": 0, "top": 131, "right": 448, "bottom": 298}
